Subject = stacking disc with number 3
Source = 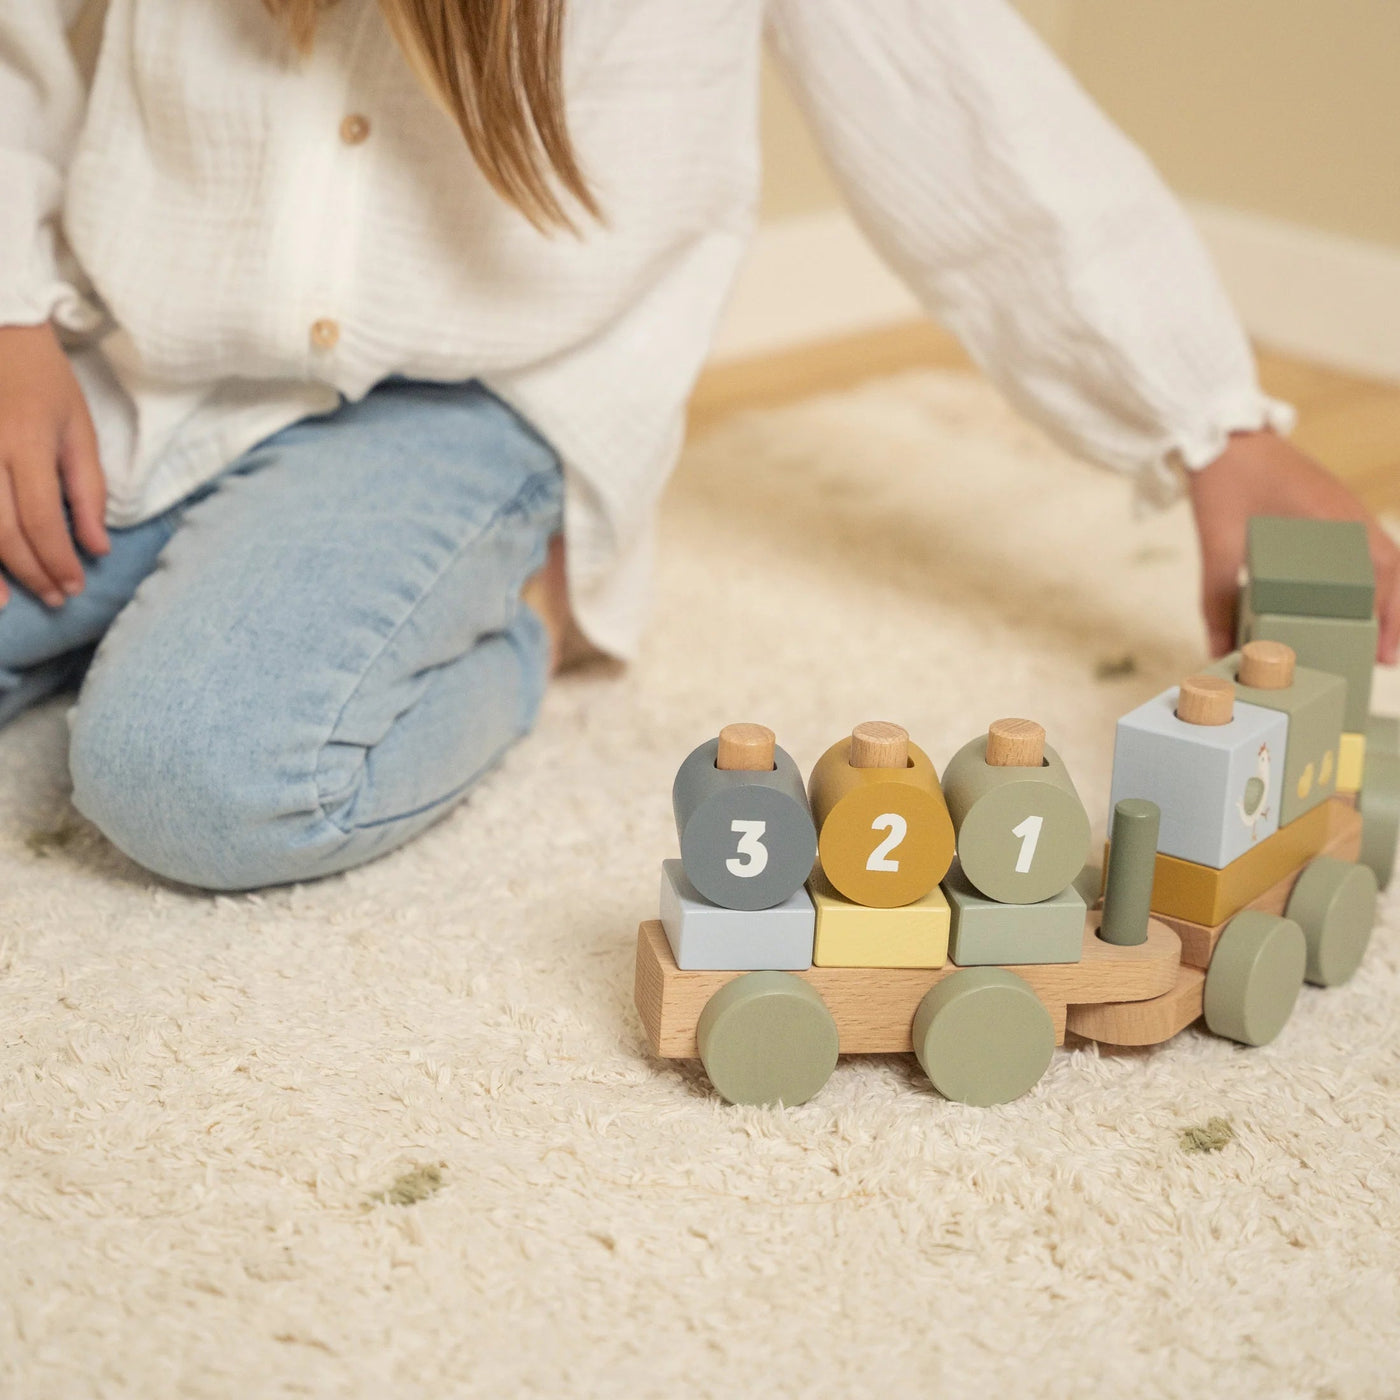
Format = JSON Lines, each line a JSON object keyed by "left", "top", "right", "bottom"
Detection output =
{"left": 672, "top": 726, "right": 818, "bottom": 911}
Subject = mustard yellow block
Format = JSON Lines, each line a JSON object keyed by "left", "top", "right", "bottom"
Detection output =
{"left": 1337, "top": 732, "right": 1365, "bottom": 794}
{"left": 809, "top": 870, "right": 950, "bottom": 968}
{"left": 1139, "top": 800, "right": 1333, "bottom": 928}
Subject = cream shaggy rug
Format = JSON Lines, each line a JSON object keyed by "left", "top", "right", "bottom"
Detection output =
{"left": 3, "top": 369, "right": 1399, "bottom": 1399}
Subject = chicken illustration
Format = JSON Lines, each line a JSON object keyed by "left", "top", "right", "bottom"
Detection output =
{"left": 1238, "top": 742, "right": 1272, "bottom": 838}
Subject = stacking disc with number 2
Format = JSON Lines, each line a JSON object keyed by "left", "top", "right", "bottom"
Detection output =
{"left": 807, "top": 722, "right": 956, "bottom": 908}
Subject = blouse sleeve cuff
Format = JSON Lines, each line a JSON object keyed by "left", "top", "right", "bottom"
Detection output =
{"left": 0, "top": 154, "right": 102, "bottom": 334}
{"left": 1134, "top": 391, "right": 1298, "bottom": 511}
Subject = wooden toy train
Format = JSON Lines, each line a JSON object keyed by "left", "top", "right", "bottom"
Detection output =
{"left": 634, "top": 517, "right": 1400, "bottom": 1107}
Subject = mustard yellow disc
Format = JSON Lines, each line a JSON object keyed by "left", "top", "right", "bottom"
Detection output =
{"left": 808, "top": 738, "right": 955, "bottom": 908}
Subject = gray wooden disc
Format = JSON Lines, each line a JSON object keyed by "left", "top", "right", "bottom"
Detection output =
{"left": 673, "top": 738, "right": 817, "bottom": 911}
{"left": 1203, "top": 911, "right": 1306, "bottom": 1046}
{"left": 697, "top": 972, "right": 839, "bottom": 1106}
{"left": 911, "top": 968, "right": 1055, "bottom": 1105}
{"left": 1286, "top": 856, "right": 1378, "bottom": 986}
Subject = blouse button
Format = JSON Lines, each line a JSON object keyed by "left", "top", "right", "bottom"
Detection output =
{"left": 310, "top": 318, "right": 341, "bottom": 351}
{"left": 339, "top": 113, "right": 371, "bottom": 146}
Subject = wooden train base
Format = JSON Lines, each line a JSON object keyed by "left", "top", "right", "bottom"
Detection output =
{"left": 636, "top": 798, "right": 1372, "bottom": 1107}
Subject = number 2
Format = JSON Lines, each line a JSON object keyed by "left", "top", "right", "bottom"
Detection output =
{"left": 866, "top": 813, "right": 907, "bottom": 872}
{"left": 727, "top": 819, "right": 769, "bottom": 878}
{"left": 1012, "top": 814, "right": 1043, "bottom": 873}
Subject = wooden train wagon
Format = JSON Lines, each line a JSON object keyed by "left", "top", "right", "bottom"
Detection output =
{"left": 635, "top": 797, "right": 1370, "bottom": 1108}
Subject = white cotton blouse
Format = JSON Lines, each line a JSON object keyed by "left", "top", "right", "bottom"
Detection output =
{"left": 1, "top": 0, "right": 1291, "bottom": 658}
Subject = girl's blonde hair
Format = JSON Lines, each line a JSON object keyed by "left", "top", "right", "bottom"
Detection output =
{"left": 264, "top": 0, "right": 597, "bottom": 232}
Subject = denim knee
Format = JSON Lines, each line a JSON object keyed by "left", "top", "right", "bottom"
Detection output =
{"left": 68, "top": 667, "right": 335, "bottom": 891}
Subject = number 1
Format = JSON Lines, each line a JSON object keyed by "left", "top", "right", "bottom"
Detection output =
{"left": 1012, "top": 814, "right": 1043, "bottom": 873}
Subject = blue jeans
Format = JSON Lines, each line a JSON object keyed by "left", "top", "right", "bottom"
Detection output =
{"left": 0, "top": 380, "right": 563, "bottom": 890}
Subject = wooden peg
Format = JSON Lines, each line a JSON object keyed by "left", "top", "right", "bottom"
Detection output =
{"left": 1239, "top": 639, "right": 1296, "bottom": 690}
{"left": 985, "top": 718, "right": 1045, "bottom": 768}
{"left": 849, "top": 721, "right": 909, "bottom": 770}
{"left": 1176, "top": 675, "right": 1234, "bottom": 726}
{"left": 716, "top": 723, "right": 776, "bottom": 772}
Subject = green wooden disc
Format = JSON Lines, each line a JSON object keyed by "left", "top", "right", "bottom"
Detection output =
{"left": 697, "top": 972, "right": 839, "bottom": 1107}
{"left": 911, "top": 968, "right": 1054, "bottom": 1106}
{"left": 1203, "top": 911, "right": 1306, "bottom": 1046}
{"left": 1286, "top": 856, "right": 1378, "bottom": 986}
{"left": 1359, "top": 749, "right": 1400, "bottom": 890}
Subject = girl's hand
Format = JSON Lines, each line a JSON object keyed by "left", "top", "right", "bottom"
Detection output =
{"left": 1187, "top": 429, "right": 1400, "bottom": 665}
{"left": 0, "top": 322, "right": 109, "bottom": 609}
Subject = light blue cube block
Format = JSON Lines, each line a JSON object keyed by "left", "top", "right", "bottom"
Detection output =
{"left": 1109, "top": 688, "right": 1289, "bottom": 869}
{"left": 659, "top": 860, "right": 814, "bottom": 971}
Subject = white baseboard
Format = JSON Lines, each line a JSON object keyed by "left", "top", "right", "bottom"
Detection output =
{"left": 1188, "top": 200, "right": 1400, "bottom": 382}
{"left": 712, "top": 204, "right": 1400, "bottom": 383}
{"left": 710, "top": 211, "right": 919, "bottom": 363}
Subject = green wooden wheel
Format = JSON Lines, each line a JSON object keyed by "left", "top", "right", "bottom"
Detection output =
{"left": 912, "top": 968, "right": 1055, "bottom": 1106}
{"left": 1203, "top": 911, "right": 1306, "bottom": 1046}
{"left": 1359, "top": 749, "right": 1400, "bottom": 891}
{"left": 1286, "top": 856, "right": 1378, "bottom": 986}
{"left": 696, "top": 972, "right": 839, "bottom": 1107}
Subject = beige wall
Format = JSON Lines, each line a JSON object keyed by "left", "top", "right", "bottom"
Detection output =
{"left": 760, "top": 1, "right": 1400, "bottom": 249}
{"left": 758, "top": 60, "right": 841, "bottom": 220}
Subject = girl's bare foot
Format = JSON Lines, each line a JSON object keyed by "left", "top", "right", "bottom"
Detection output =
{"left": 522, "top": 533, "right": 584, "bottom": 675}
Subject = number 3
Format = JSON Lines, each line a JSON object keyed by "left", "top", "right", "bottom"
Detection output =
{"left": 866, "top": 812, "right": 907, "bottom": 872}
{"left": 727, "top": 819, "right": 769, "bottom": 878}
{"left": 1012, "top": 814, "right": 1043, "bottom": 873}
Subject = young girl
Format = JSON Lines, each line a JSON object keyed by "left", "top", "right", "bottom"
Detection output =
{"left": 1, "top": 0, "right": 1395, "bottom": 891}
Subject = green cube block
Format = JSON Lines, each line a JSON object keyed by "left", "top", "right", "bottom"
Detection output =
{"left": 1204, "top": 651, "right": 1346, "bottom": 825}
{"left": 1367, "top": 714, "right": 1400, "bottom": 757}
{"left": 1238, "top": 591, "right": 1376, "bottom": 732}
{"left": 942, "top": 860, "right": 1085, "bottom": 966}
{"left": 1246, "top": 517, "right": 1374, "bottom": 620}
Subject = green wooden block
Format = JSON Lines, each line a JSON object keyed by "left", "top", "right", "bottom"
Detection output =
{"left": 1239, "top": 597, "right": 1376, "bottom": 732}
{"left": 1072, "top": 860, "right": 1103, "bottom": 906}
{"left": 1367, "top": 714, "right": 1400, "bottom": 757}
{"left": 1246, "top": 517, "right": 1374, "bottom": 620}
{"left": 912, "top": 968, "right": 1055, "bottom": 1106}
{"left": 1359, "top": 750, "right": 1400, "bottom": 890}
{"left": 1203, "top": 652, "right": 1345, "bottom": 825}
{"left": 942, "top": 859, "right": 1086, "bottom": 965}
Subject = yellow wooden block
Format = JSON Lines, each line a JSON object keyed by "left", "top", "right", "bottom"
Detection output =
{"left": 1337, "top": 732, "right": 1365, "bottom": 793}
{"left": 809, "top": 869, "right": 950, "bottom": 968}
{"left": 1141, "top": 800, "right": 1333, "bottom": 927}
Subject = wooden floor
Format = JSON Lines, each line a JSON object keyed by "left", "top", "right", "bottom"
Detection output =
{"left": 689, "top": 322, "right": 1400, "bottom": 515}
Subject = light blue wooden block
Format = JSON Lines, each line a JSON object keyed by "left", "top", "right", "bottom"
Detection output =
{"left": 942, "top": 860, "right": 1086, "bottom": 966}
{"left": 659, "top": 860, "right": 814, "bottom": 971}
{"left": 1109, "top": 688, "right": 1289, "bottom": 869}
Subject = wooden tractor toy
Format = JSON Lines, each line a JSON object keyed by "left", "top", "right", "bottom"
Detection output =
{"left": 634, "top": 517, "right": 1397, "bottom": 1106}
